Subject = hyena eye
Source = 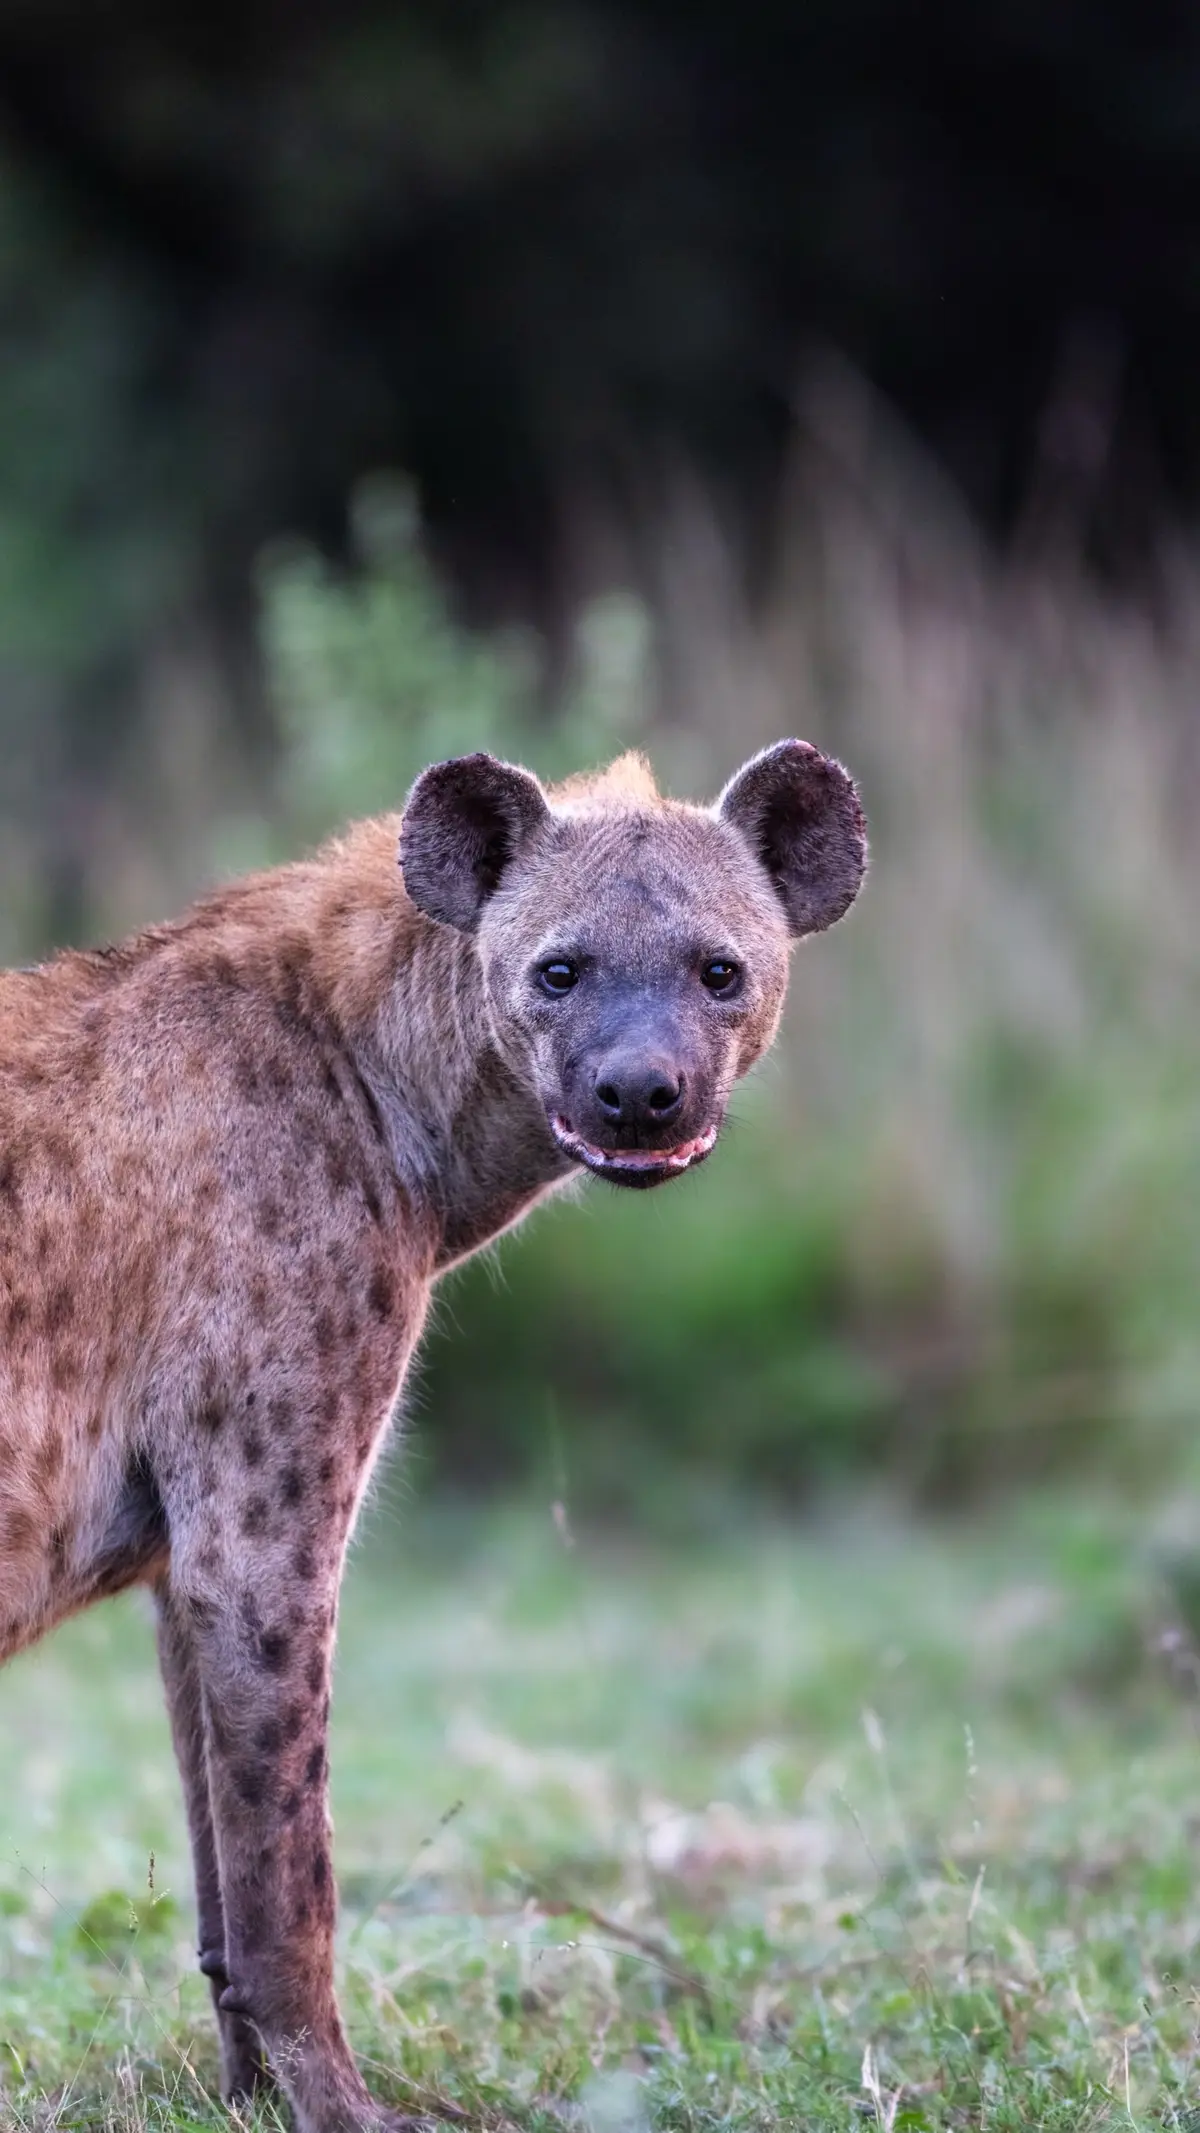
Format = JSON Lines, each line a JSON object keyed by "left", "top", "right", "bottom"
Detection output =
{"left": 700, "top": 958, "right": 741, "bottom": 996}
{"left": 538, "top": 959, "right": 580, "bottom": 996}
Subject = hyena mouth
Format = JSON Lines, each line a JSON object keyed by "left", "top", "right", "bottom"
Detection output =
{"left": 551, "top": 1116, "right": 718, "bottom": 1183}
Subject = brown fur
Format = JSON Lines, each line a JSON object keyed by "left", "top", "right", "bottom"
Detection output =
{"left": 0, "top": 741, "right": 864, "bottom": 2131}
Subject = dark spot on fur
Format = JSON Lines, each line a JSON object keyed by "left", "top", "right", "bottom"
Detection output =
{"left": 45, "top": 1283, "right": 73, "bottom": 1335}
{"left": 199, "top": 1400, "right": 223, "bottom": 1432}
{"left": 324, "top": 1142, "right": 353, "bottom": 1195}
{"left": 312, "top": 1848, "right": 328, "bottom": 1887}
{"left": 243, "top": 1431, "right": 264, "bottom": 1467}
{"left": 234, "top": 1763, "right": 268, "bottom": 1807}
{"left": 50, "top": 1345, "right": 79, "bottom": 1393}
{"left": 293, "top": 1544, "right": 316, "bottom": 1580}
{"left": 242, "top": 1496, "right": 269, "bottom": 1537}
{"left": 303, "top": 1134, "right": 330, "bottom": 1187}
{"left": 264, "top": 1054, "right": 293, "bottom": 1100}
{"left": 317, "top": 1455, "right": 335, "bottom": 1484}
{"left": 256, "top": 1197, "right": 282, "bottom": 1239}
{"left": 277, "top": 939, "right": 312, "bottom": 1000}
{"left": 41, "top": 1130, "right": 74, "bottom": 1176}
{"left": 268, "top": 1393, "right": 294, "bottom": 1431}
{"left": 367, "top": 1268, "right": 394, "bottom": 1323}
{"left": 256, "top": 1718, "right": 282, "bottom": 1755}
{"left": 34, "top": 1435, "right": 63, "bottom": 1483}
{"left": 281, "top": 1789, "right": 301, "bottom": 1820}
{"left": 283, "top": 1701, "right": 305, "bottom": 1743}
{"left": 314, "top": 1310, "right": 336, "bottom": 1358}
{"left": 259, "top": 1629, "right": 290, "bottom": 1673}
{"left": 234, "top": 1056, "right": 262, "bottom": 1104}
{"left": 281, "top": 1464, "right": 305, "bottom": 1506}
{"left": 305, "top": 1654, "right": 323, "bottom": 1696}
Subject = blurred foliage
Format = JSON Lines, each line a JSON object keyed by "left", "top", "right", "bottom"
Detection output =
{"left": 4, "top": 0, "right": 1200, "bottom": 951}
{"left": 258, "top": 478, "right": 652, "bottom": 852}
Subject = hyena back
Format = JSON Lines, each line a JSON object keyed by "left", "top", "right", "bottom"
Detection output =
{"left": 0, "top": 741, "right": 865, "bottom": 2132}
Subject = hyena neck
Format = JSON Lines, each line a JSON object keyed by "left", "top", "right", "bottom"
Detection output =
{"left": 318, "top": 831, "right": 575, "bottom": 1271}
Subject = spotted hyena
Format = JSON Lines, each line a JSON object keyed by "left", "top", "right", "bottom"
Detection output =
{"left": 0, "top": 741, "right": 865, "bottom": 2131}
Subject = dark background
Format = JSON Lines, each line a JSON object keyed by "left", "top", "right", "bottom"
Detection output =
{"left": 5, "top": 2, "right": 1200, "bottom": 768}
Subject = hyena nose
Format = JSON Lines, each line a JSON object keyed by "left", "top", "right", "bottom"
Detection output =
{"left": 594, "top": 1060, "right": 685, "bottom": 1130}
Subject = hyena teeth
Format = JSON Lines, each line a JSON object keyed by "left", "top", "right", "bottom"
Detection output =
{"left": 550, "top": 1117, "right": 718, "bottom": 1172}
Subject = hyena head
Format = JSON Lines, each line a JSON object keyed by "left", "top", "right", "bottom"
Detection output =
{"left": 399, "top": 739, "right": 866, "bottom": 1189}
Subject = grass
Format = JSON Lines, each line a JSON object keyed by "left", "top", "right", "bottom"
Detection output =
{"left": 4, "top": 1489, "right": 1200, "bottom": 2129}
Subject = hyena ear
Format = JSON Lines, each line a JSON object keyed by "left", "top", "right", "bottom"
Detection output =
{"left": 716, "top": 738, "right": 867, "bottom": 939}
{"left": 399, "top": 752, "right": 551, "bottom": 930}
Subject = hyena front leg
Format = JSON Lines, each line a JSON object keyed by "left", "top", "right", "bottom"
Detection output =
{"left": 167, "top": 1442, "right": 401, "bottom": 2133}
{"left": 154, "top": 1582, "right": 273, "bottom": 2105}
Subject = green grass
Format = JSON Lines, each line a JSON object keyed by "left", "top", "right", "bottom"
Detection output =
{"left": 4, "top": 1487, "right": 1200, "bottom": 2130}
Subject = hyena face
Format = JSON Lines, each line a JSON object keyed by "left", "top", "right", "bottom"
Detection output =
{"left": 400, "top": 738, "right": 867, "bottom": 1189}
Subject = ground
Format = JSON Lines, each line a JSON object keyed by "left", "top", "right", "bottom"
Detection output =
{"left": 3, "top": 1486, "right": 1200, "bottom": 2132}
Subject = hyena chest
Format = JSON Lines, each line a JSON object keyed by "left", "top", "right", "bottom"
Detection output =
{"left": 0, "top": 1402, "right": 169, "bottom": 1662}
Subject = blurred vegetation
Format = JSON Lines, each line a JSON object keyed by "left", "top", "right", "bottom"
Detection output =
{"left": 4, "top": 0, "right": 1200, "bottom": 943}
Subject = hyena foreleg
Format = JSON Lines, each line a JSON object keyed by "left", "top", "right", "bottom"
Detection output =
{"left": 166, "top": 1472, "right": 396, "bottom": 2132}
{"left": 154, "top": 1583, "right": 273, "bottom": 2104}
